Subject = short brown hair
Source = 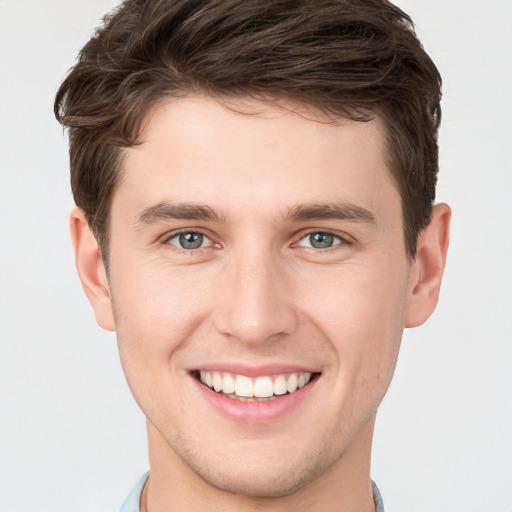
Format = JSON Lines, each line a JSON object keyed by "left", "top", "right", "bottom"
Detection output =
{"left": 55, "top": 0, "right": 442, "bottom": 258}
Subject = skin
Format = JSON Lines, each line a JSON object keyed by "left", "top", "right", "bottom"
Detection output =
{"left": 71, "top": 96, "right": 450, "bottom": 511}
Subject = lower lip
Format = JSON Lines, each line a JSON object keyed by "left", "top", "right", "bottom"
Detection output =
{"left": 192, "top": 375, "right": 318, "bottom": 424}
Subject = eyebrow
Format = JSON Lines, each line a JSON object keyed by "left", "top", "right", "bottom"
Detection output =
{"left": 288, "top": 203, "right": 376, "bottom": 224}
{"left": 135, "top": 201, "right": 224, "bottom": 226}
{"left": 134, "top": 200, "right": 376, "bottom": 227}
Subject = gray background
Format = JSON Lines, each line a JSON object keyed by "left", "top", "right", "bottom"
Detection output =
{"left": 0, "top": 0, "right": 511, "bottom": 510}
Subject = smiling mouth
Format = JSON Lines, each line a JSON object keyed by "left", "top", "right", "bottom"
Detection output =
{"left": 194, "top": 370, "right": 318, "bottom": 402}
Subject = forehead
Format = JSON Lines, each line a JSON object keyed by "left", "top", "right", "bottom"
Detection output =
{"left": 114, "top": 95, "right": 400, "bottom": 225}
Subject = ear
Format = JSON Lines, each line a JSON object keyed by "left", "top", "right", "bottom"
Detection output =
{"left": 70, "top": 208, "right": 116, "bottom": 331}
{"left": 405, "top": 203, "right": 451, "bottom": 328}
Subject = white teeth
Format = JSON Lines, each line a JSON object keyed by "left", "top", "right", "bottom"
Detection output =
{"left": 213, "top": 372, "right": 223, "bottom": 392}
{"left": 254, "top": 376, "right": 273, "bottom": 398}
{"left": 273, "top": 375, "right": 287, "bottom": 395}
{"left": 287, "top": 373, "right": 298, "bottom": 393}
{"left": 235, "top": 375, "right": 254, "bottom": 397}
{"left": 222, "top": 374, "right": 235, "bottom": 394}
{"left": 198, "top": 370, "right": 314, "bottom": 399}
{"left": 298, "top": 372, "right": 312, "bottom": 388}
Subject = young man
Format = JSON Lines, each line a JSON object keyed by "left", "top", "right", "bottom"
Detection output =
{"left": 55, "top": 1, "right": 450, "bottom": 510}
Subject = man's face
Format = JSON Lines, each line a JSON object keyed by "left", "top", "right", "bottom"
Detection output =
{"left": 106, "top": 96, "right": 414, "bottom": 496}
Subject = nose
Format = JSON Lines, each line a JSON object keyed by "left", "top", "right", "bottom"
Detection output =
{"left": 212, "top": 250, "right": 298, "bottom": 346}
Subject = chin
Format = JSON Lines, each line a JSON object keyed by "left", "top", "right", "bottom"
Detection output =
{"left": 196, "top": 467, "right": 318, "bottom": 498}
{"left": 179, "top": 442, "right": 341, "bottom": 498}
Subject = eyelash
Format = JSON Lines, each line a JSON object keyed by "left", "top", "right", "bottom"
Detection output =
{"left": 292, "top": 229, "right": 351, "bottom": 251}
{"left": 161, "top": 229, "right": 351, "bottom": 254}
{"left": 162, "top": 229, "right": 216, "bottom": 253}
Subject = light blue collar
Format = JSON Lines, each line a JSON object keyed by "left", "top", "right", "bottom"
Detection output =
{"left": 372, "top": 480, "right": 385, "bottom": 512}
{"left": 119, "top": 472, "right": 149, "bottom": 512}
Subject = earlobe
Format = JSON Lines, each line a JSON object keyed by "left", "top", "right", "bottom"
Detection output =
{"left": 404, "top": 203, "right": 451, "bottom": 328}
{"left": 70, "top": 208, "right": 116, "bottom": 332}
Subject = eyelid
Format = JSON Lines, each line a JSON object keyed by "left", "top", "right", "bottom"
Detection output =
{"left": 161, "top": 228, "right": 219, "bottom": 250}
{"left": 292, "top": 229, "right": 352, "bottom": 249}
{"left": 159, "top": 227, "right": 352, "bottom": 252}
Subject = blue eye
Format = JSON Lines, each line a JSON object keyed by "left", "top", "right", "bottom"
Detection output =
{"left": 298, "top": 232, "right": 342, "bottom": 249}
{"left": 169, "top": 232, "right": 209, "bottom": 250}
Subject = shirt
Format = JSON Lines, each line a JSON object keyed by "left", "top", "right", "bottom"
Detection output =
{"left": 120, "top": 472, "right": 385, "bottom": 512}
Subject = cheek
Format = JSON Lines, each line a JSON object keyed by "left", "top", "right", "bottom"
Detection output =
{"left": 298, "top": 260, "right": 408, "bottom": 380}
{"left": 112, "top": 257, "right": 210, "bottom": 332}
{"left": 110, "top": 267, "right": 212, "bottom": 422}
{"left": 110, "top": 262, "right": 215, "bottom": 382}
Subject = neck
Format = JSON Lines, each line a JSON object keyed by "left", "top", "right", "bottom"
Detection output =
{"left": 142, "top": 418, "right": 377, "bottom": 512}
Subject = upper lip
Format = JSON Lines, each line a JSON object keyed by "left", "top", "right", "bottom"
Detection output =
{"left": 190, "top": 362, "right": 321, "bottom": 377}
